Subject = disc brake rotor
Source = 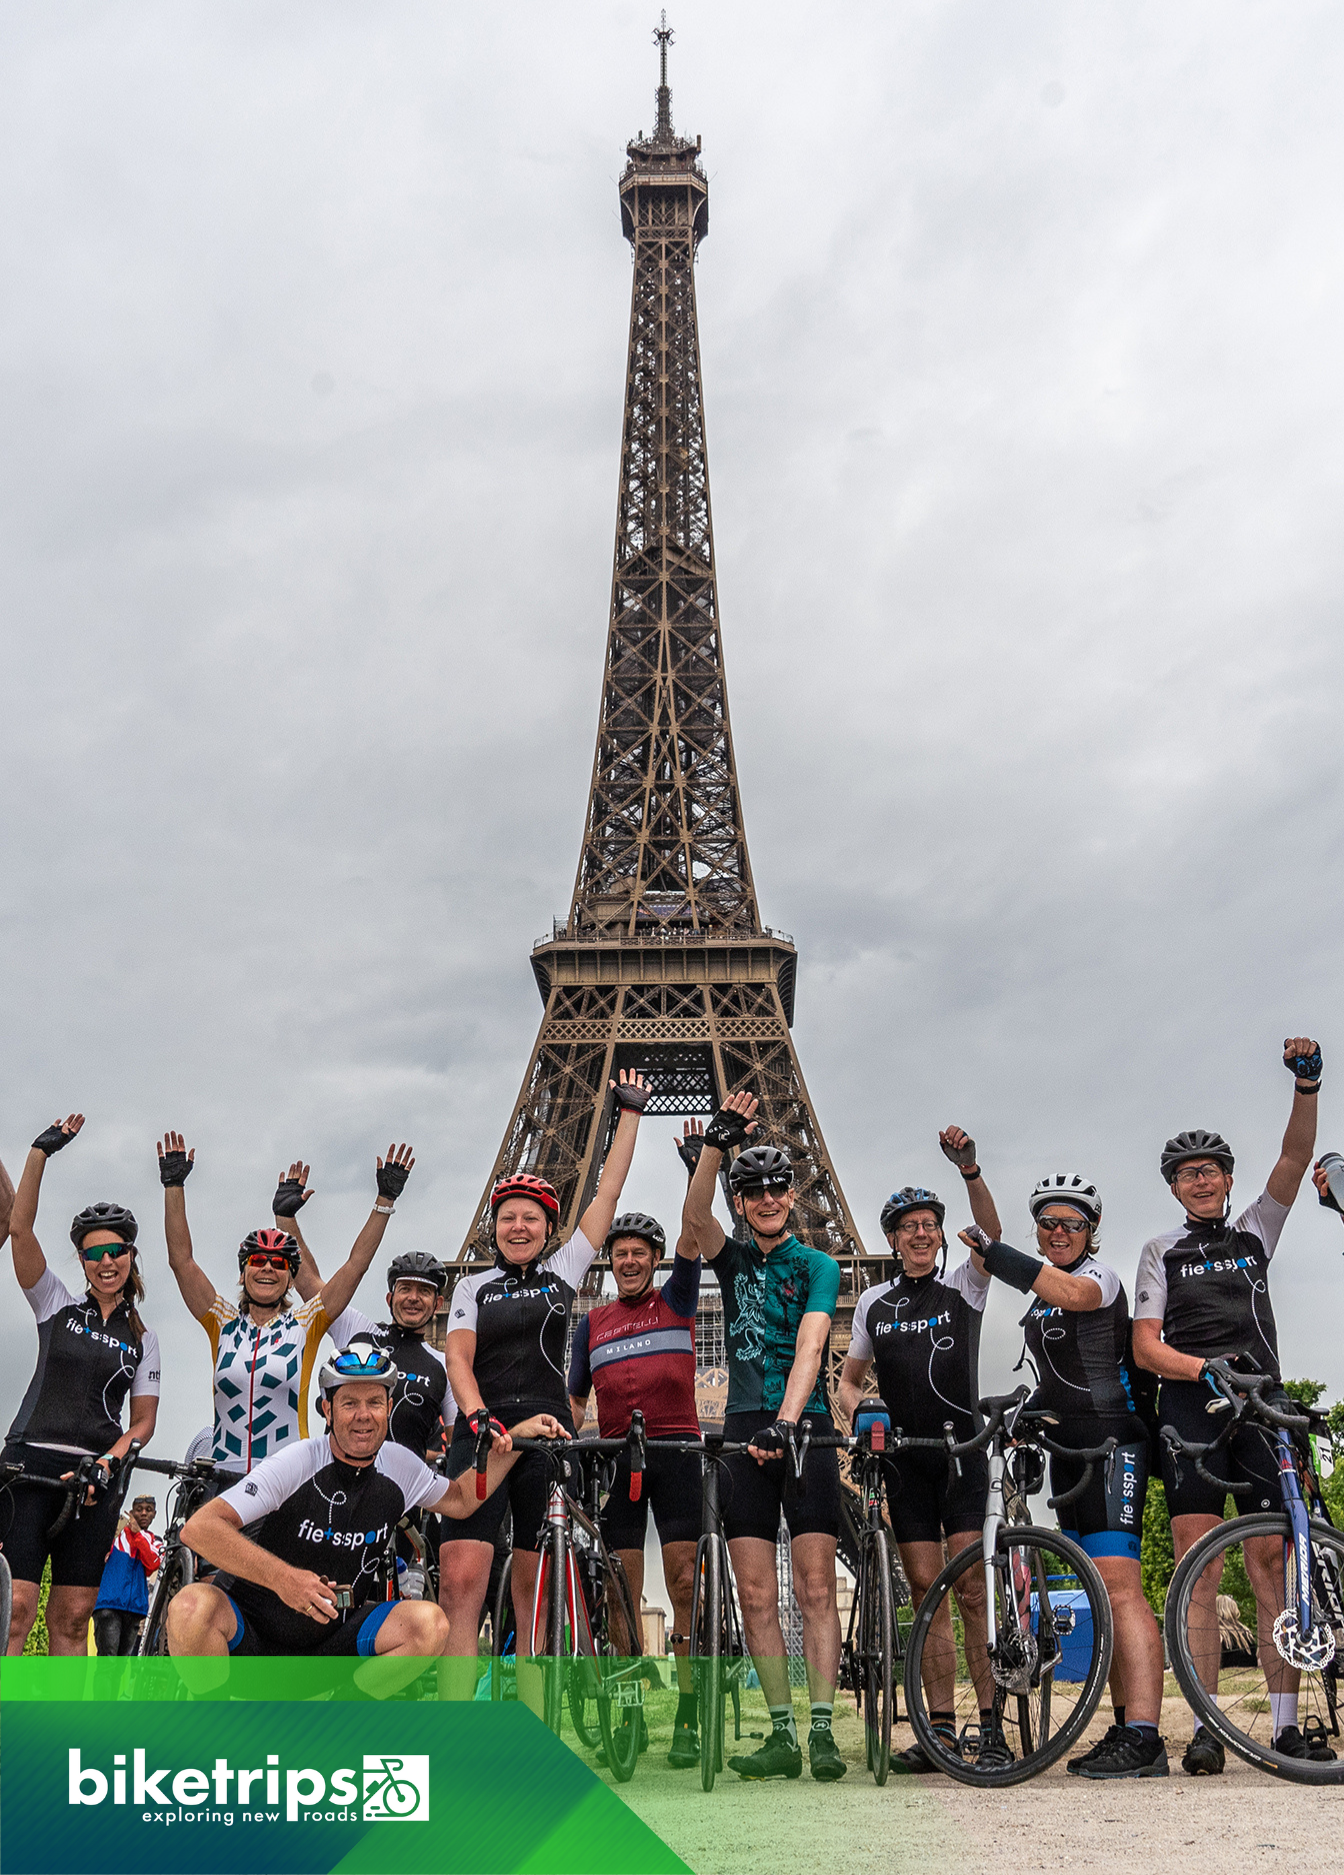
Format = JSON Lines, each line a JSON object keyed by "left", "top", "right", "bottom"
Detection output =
{"left": 1273, "top": 1608, "right": 1337, "bottom": 1672}
{"left": 991, "top": 1622, "right": 1039, "bottom": 1694}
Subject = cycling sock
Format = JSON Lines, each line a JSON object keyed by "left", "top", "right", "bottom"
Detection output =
{"left": 809, "top": 1702, "right": 833, "bottom": 1733}
{"left": 1113, "top": 1705, "right": 1126, "bottom": 1728}
{"left": 1130, "top": 1723, "right": 1159, "bottom": 1742}
{"left": 675, "top": 1692, "right": 698, "bottom": 1727}
{"left": 1269, "top": 1692, "right": 1298, "bottom": 1734}
{"left": 768, "top": 1703, "right": 798, "bottom": 1746}
{"left": 979, "top": 1708, "right": 998, "bottom": 1731}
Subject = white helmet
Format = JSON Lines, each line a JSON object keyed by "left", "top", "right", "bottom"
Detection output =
{"left": 317, "top": 1341, "right": 400, "bottom": 1401}
{"left": 1029, "top": 1174, "right": 1102, "bottom": 1240}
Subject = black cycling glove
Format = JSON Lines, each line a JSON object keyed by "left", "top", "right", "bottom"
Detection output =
{"left": 676, "top": 1133, "right": 706, "bottom": 1177}
{"left": 1287, "top": 1044, "right": 1323, "bottom": 1086}
{"left": 752, "top": 1417, "right": 797, "bottom": 1456}
{"left": 32, "top": 1122, "right": 74, "bottom": 1156}
{"left": 272, "top": 1177, "right": 308, "bottom": 1218}
{"left": 467, "top": 1409, "right": 507, "bottom": 1441}
{"left": 159, "top": 1149, "right": 193, "bottom": 1188}
{"left": 939, "top": 1132, "right": 978, "bottom": 1171}
{"left": 703, "top": 1107, "right": 752, "bottom": 1152}
{"left": 377, "top": 1159, "right": 411, "bottom": 1201}
{"left": 612, "top": 1079, "right": 651, "bottom": 1113}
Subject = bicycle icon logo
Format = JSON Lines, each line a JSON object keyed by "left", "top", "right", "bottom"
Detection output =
{"left": 362, "top": 1754, "right": 430, "bottom": 1821}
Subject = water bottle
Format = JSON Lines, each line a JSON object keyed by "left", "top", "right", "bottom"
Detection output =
{"left": 1319, "top": 1150, "right": 1344, "bottom": 1217}
{"left": 396, "top": 1556, "right": 427, "bottom": 1600}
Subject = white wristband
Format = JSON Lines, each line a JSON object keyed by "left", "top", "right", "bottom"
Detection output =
{"left": 374, "top": 1202, "right": 395, "bottom": 1216}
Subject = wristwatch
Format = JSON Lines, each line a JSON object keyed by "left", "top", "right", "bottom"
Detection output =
{"left": 373, "top": 1203, "right": 396, "bottom": 1216}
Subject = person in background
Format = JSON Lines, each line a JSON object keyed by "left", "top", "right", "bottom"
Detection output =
{"left": 93, "top": 1494, "right": 163, "bottom": 1656}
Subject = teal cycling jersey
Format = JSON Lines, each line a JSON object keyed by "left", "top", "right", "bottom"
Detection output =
{"left": 710, "top": 1233, "right": 840, "bottom": 1416}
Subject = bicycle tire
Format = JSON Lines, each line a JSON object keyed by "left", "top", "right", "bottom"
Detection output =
{"left": 541, "top": 1527, "right": 567, "bottom": 1736}
{"left": 0, "top": 1551, "right": 11, "bottom": 1655}
{"left": 905, "top": 1526, "right": 1112, "bottom": 1788}
{"left": 489, "top": 1555, "right": 515, "bottom": 1701}
{"left": 692, "top": 1534, "right": 725, "bottom": 1791}
{"left": 1165, "top": 1511, "right": 1344, "bottom": 1785}
{"left": 137, "top": 1545, "right": 195, "bottom": 1658}
{"left": 860, "top": 1527, "right": 895, "bottom": 1784}
{"left": 568, "top": 1661, "right": 601, "bottom": 1748}
{"left": 595, "top": 1552, "right": 642, "bottom": 1783}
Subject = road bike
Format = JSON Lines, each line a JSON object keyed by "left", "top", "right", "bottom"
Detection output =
{"left": 130, "top": 1454, "right": 239, "bottom": 1656}
{"left": 1162, "top": 1361, "right": 1344, "bottom": 1784}
{"left": 902, "top": 1389, "right": 1115, "bottom": 1786}
{"left": 837, "top": 1413, "right": 909, "bottom": 1784}
{"left": 0, "top": 1445, "right": 142, "bottom": 1651}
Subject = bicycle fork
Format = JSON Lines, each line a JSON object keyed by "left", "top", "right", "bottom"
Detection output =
{"left": 1273, "top": 1428, "right": 1337, "bottom": 1672}
{"left": 529, "top": 1483, "right": 597, "bottom": 1668}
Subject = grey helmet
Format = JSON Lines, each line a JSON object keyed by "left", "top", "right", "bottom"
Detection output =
{"left": 1029, "top": 1174, "right": 1103, "bottom": 1240}
{"left": 727, "top": 1145, "right": 794, "bottom": 1194}
{"left": 1160, "top": 1130, "right": 1234, "bottom": 1185}
{"left": 605, "top": 1212, "right": 667, "bottom": 1256}
{"left": 386, "top": 1250, "right": 448, "bottom": 1296}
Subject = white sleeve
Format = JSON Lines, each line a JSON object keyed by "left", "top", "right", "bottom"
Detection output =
{"left": 847, "top": 1289, "right": 877, "bottom": 1362}
{"left": 1132, "top": 1242, "right": 1168, "bottom": 1321}
{"left": 129, "top": 1327, "right": 161, "bottom": 1398}
{"left": 549, "top": 1228, "right": 598, "bottom": 1291}
{"left": 1233, "top": 1190, "right": 1291, "bottom": 1262}
{"left": 947, "top": 1257, "right": 991, "bottom": 1312}
{"left": 1083, "top": 1261, "right": 1123, "bottom": 1309}
{"left": 218, "top": 1439, "right": 327, "bottom": 1524}
{"left": 379, "top": 1442, "right": 444, "bottom": 1513}
{"left": 325, "top": 1304, "right": 375, "bottom": 1348}
{"left": 21, "top": 1266, "right": 76, "bottom": 1323}
{"left": 447, "top": 1274, "right": 480, "bottom": 1336}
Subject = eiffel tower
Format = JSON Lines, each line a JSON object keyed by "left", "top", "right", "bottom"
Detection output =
{"left": 456, "top": 25, "right": 867, "bottom": 1320}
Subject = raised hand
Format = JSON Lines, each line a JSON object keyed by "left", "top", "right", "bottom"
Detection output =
{"left": 611, "top": 1069, "right": 650, "bottom": 1112}
{"left": 704, "top": 1089, "right": 759, "bottom": 1152}
{"left": 376, "top": 1144, "right": 415, "bottom": 1202}
{"left": 1285, "top": 1037, "right": 1322, "bottom": 1085}
{"left": 32, "top": 1114, "right": 84, "bottom": 1156}
{"left": 273, "top": 1161, "right": 313, "bottom": 1218}
{"left": 939, "top": 1126, "right": 978, "bottom": 1171}
{"left": 676, "top": 1117, "right": 706, "bottom": 1175}
{"left": 157, "top": 1132, "right": 195, "bottom": 1188}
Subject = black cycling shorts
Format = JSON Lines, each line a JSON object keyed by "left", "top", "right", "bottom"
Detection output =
{"left": 1158, "top": 1379, "right": 1283, "bottom": 1520}
{"left": 882, "top": 1444, "right": 987, "bottom": 1546}
{"left": 225, "top": 1596, "right": 396, "bottom": 1658}
{"left": 439, "top": 1416, "right": 558, "bottom": 1554}
{"left": 1050, "top": 1433, "right": 1149, "bottom": 1563}
{"left": 0, "top": 1442, "right": 124, "bottom": 1589}
{"left": 721, "top": 1413, "right": 841, "bottom": 1544}
{"left": 599, "top": 1446, "right": 703, "bottom": 1552}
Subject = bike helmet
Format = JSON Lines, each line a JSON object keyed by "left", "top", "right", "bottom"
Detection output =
{"left": 238, "top": 1227, "right": 301, "bottom": 1274}
{"left": 317, "top": 1341, "right": 400, "bottom": 1400}
{"left": 1029, "top": 1174, "right": 1103, "bottom": 1232}
{"left": 605, "top": 1212, "right": 667, "bottom": 1256}
{"left": 386, "top": 1250, "right": 448, "bottom": 1295}
{"left": 1160, "top": 1130, "right": 1234, "bottom": 1185}
{"left": 879, "top": 1187, "right": 946, "bottom": 1235}
{"left": 70, "top": 1202, "right": 139, "bottom": 1250}
{"left": 727, "top": 1146, "right": 794, "bottom": 1195}
{"left": 489, "top": 1173, "right": 561, "bottom": 1219}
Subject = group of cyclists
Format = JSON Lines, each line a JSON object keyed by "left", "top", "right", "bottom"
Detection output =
{"left": 1, "top": 1036, "right": 1340, "bottom": 1787}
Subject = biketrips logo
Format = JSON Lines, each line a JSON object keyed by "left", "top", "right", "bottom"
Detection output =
{"left": 67, "top": 1746, "right": 430, "bottom": 1825}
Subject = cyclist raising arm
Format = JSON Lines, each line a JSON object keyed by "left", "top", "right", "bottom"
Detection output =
{"left": 159, "top": 1131, "right": 414, "bottom": 1472}
{"left": 3, "top": 1116, "right": 160, "bottom": 1655}
{"left": 1132, "top": 1037, "right": 1326, "bottom": 1773}
{"left": 439, "top": 1072, "right": 649, "bottom": 1711}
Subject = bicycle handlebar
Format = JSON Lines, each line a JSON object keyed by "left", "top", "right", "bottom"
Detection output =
{"left": 130, "top": 1454, "right": 239, "bottom": 1483}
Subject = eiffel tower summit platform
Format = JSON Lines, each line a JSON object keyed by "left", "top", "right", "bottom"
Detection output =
{"left": 447, "top": 24, "right": 887, "bottom": 1396}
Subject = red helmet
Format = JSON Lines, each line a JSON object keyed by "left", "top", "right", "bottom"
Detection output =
{"left": 489, "top": 1174, "right": 560, "bottom": 1219}
{"left": 238, "top": 1227, "right": 301, "bottom": 1273}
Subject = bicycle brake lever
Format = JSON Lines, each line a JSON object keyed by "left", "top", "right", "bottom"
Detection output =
{"left": 943, "top": 1421, "right": 963, "bottom": 1482}
{"left": 628, "top": 1409, "right": 647, "bottom": 1502}
{"left": 793, "top": 1424, "right": 811, "bottom": 1484}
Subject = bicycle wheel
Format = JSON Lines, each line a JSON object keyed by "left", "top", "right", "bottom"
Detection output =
{"left": 1165, "top": 1511, "right": 1344, "bottom": 1784}
{"left": 488, "top": 1557, "right": 516, "bottom": 1701}
{"left": 568, "top": 1661, "right": 601, "bottom": 1748}
{"left": 138, "top": 1544, "right": 195, "bottom": 1657}
{"left": 538, "top": 1529, "right": 568, "bottom": 1735}
{"left": 859, "top": 1528, "right": 895, "bottom": 1783}
{"left": 905, "top": 1526, "right": 1112, "bottom": 1787}
{"left": 595, "top": 1553, "right": 642, "bottom": 1784}
{"left": 0, "top": 1550, "right": 11, "bottom": 1655}
{"left": 691, "top": 1534, "right": 726, "bottom": 1791}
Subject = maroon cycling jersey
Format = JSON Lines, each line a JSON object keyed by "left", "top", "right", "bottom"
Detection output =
{"left": 568, "top": 1256, "right": 701, "bottom": 1438}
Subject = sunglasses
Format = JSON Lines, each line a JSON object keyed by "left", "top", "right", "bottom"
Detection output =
{"left": 1036, "top": 1215, "right": 1090, "bottom": 1234}
{"left": 330, "top": 1350, "right": 391, "bottom": 1378}
{"left": 245, "top": 1253, "right": 294, "bottom": 1271}
{"left": 81, "top": 1244, "right": 131, "bottom": 1262}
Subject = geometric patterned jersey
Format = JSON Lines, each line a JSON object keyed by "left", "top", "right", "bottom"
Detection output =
{"left": 203, "top": 1291, "right": 333, "bottom": 1472}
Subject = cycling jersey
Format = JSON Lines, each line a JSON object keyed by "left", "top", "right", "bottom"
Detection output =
{"left": 710, "top": 1234, "right": 840, "bottom": 1417}
{"left": 567, "top": 1255, "right": 701, "bottom": 1437}
{"left": 217, "top": 1434, "right": 443, "bottom": 1653}
{"left": 204, "top": 1292, "right": 333, "bottom": 1471}
{"left": 1020, "top": 1254, "right": 1141, "bottom": 1436}
{"left": 326, "top": 1305, "right": 456, "bottom": 1456}
{"left": 447, "top": 1231, "right": 596, "bottom": 1420}
{"left": 6, "top": 1267, "right": 160, "bottom": 1457}
{"left": 1132, "top": 1190, "right": 1289, "bottom": 1378}
{"left": 848, "top": 1258, "right": 989, "bottom": 1441}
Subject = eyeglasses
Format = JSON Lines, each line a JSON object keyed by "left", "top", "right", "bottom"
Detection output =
{"left": 895, "top": 1220, "right": 942, "bottom": 1238}
{"left": 81, "top": 1244, "right": 131, "bottom": 1262}
{"left": 245, "top": 1253, "right": 294, "bottom": 1271}
{"left": 1036, "top": 1215, "right": 1090, "bottom": 1234}
{"left": 1173, "top": 1164, "right": 1226, "bottom": 1187}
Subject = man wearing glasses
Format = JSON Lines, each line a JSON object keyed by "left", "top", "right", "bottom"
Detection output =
{"left": 1132, "top": 1037, "right": 1323, "bottom": 1775}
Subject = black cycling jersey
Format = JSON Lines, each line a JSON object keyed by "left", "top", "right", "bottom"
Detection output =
{"left": 6, "top": 1268, "right": 161, "bottom": 1457}
{"left": 1133, "top": 1191, "right": 1289, "bottom": 1379}
{"left": 1020, "top": 1253, "right": 1140, "bottom": 1436}
{"left": 446, "top": 1232, "right": 595, "bottom": 1421}
{"left": 216, "top": 1435, "right": 443, "bottom": 1653}
{"left": 327, "top": 1305, "right": 455, "bottom": 1457}
{"left": 849, "top": 1259, "right": 990, "bottom": 1441}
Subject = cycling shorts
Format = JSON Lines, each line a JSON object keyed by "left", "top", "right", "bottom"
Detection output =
{"left": 1050, "top": 1434, "right": 1149, "bottom": 1562}
{"left": 598, "top": 1446, "right": 703, "bottom": 1552}
{"left": 721, "top": 1413, "right": 841, "bottom": 1544}
{"left": 439, "top": 1416, "right": 556, "bottom": 1554}
{"left": 1158, "top": 1379, "right": 1284, "bottom": 1520}
{"left": 224, "top": 1594, "right": 397, "bottom": 1658}
{"left": 881, "top": 1444, "right": 987, "bottom": 1546}
{"left": 0, "top": 1441, "right": 124, "bottom": 1589}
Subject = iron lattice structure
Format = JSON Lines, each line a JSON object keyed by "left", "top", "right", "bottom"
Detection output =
{"left": 458, "top": 35, "right": 869, "bottom": 1314}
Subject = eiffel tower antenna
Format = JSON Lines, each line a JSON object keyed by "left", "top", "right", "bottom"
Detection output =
{"left": 457, "top": 32, "right": 869, "bottom": 1335}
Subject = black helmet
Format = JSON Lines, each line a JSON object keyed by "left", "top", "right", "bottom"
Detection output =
{"left": 386, "top": 1251, "right": 448, "bottom": 1295}
{"left": 237, "top": 1227, "right": 301, "bottom": 1273}
{"left": 1160, "top": 1130, "right": 1234, "bottom": 1185}
{"left": 70, "top": 1202, "right": 138, "bottom": 1250}
{"left": 880, "top": 1187, "right": 946, "bottom": 1235}
{"left": 605, "top": 1212, "right": 667, "bottom": 1256}
{"left": 727, "top": 1145, "right": 794, "bottom": 1194}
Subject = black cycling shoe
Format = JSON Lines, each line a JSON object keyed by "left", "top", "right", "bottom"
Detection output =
{"left": 667, "top": 1721, "right": 701, "bottom": 1769}
{"left": 594, "top": 1714, "right": 649, "bottom": 1768}
{"left": 729, "top": 1731, "right": 803, "bottom": 1780}
{"left": 972, "top": 1724, "right": 1015, "bottom": 1772}
{"left": 1071, "top": 1726, "right": 1169, "bottom": 1780}
{"left": 1274, "top": 1721, "right": 1338, "bottom": 1763}
{"left": 808, "top": 1727, "right": 848, "bottom": 1781}
{"left": 893, "top": 1726, "right": 959, "bottom": 1774}
{"left": 1181, "top": 1728, "right": 1225, "bottom": 1776}
{"left": 1067, "top": 1722, "right": 1127, "bottom": 1773}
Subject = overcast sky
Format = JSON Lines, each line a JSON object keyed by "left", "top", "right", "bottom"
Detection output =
{"left": 4, "top": 1, "right": 1344, "bottom": 1471}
